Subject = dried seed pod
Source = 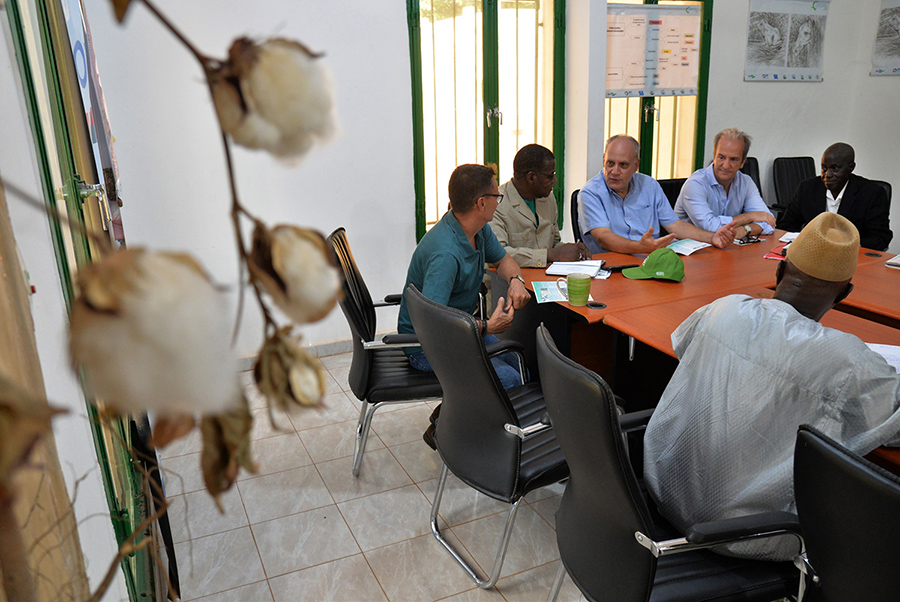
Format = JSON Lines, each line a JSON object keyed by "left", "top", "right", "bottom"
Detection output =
{"left": 255, "top": 327, "right": 326, "bottom": 416}
{"left": 151, "top": 413, "right": 196, "bottom": 449}
{"left": 69, "top": 249, "right": 242, "bottom": 415}
{"left": 248, "top": 223, "right": 341, "bottom": 325}
{"left": 210, "top": 37, "right": 336, "bottom": 159}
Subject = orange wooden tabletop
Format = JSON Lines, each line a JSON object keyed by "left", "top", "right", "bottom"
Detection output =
{"left": 837, "top": 261, "right": 900, "bottom": 322}
{"left": 522, "top": 235, "right": 785, "bottom": 324}
{"left": 602, "top": 285, "right": 900, "bottom": 358}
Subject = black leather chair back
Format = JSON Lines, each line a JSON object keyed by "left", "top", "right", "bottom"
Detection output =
{"left": 570, "top": 189, "right": 582, "bottom": 242}
{"left": 406, "top": 285, "right": 521, "bottom": 500}
{"left": 773, "top": 156, "right": 816, "bottom": 205}
{"left": 741, "top": 156, "right": 763, "bottom": 195}
{"left": 871, "top": 179, "right": 892, "bottom": 204}
{"left": 536, "top": 325, "right": 656, "bottom": 599}
{"left": 658, "top": 178, "right": 687, "bottom": 208}
{"left": 328, "top": 228, "right": 377, "bottom": 400}
{"left": 795, "top": 425, "right": 900, "bottom": 602}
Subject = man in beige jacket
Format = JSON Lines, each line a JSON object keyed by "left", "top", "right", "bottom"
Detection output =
{"left": 491, "top": 144, "right": 590, "bottom": 268}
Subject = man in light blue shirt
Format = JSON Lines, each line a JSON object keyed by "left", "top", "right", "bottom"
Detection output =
{"left": 579, "top": 135, "right": 735, "bottom": 254}
{"left": 674, "top": 128, "right": 775, "bottom": 239}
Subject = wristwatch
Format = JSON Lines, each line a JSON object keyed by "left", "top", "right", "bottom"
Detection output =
{"left": 510, "top": 274, "right": 526, "bottom": 286}
{"left": 742, "top": 224, "right": 752, "bottom": 237}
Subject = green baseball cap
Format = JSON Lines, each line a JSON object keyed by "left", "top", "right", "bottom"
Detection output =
{"left": 622, "top": 248, "right": 685, "bottom": 282}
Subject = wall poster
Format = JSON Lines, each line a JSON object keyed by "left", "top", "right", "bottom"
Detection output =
{"left": 606, "top": 4, "right": 702, "bottom": 98}
{"left": 744, "top": 0, "right": 830, "bottom": 82}
{"left": 871, "top": 0, "right": 900, "bottom": 75}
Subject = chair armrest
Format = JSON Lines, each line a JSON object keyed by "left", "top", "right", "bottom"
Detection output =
{"left": 363, "top": 333, "right": 418, "bottom": 350}
{"left": 685, "top": 511, "right": 800, "bottom": 546}
{"left": 619, "top": 408, "right": 654, "bottom": 434}
{"left": 505, "top": 412, "right": 552, "bottom": 440}
{"left": 374, "top": 293, "right": 403, "bottom": 307}
{"left": 636, "top": 511, "right": 802, "bottom": 558}
{"left": 485, "top": 339, "right": 526, "bottom": 358}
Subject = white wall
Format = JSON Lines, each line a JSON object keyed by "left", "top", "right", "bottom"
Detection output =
{"left": 705, "top": 0, "right": 899, "bottom": 253}
{"left": 0, "top": 13, "right": 127, "bottom": 600}
{"left": 81, "top": 0, "right": 419, "bottom": 356}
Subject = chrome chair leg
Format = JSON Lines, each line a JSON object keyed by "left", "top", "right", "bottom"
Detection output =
{"left": 430, "top": 463, "right": 524, "bottom": 589}
{"left": 546, "top": 561, "right": 566, "bottom": 602}
{"left": 351, "top": 400, "right": 381, "bottom": 477}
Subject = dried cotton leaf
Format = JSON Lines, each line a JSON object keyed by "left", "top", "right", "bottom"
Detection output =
{"left": 201, "top": 399, "right": 257, "bottom": 511}
{"left": 109, "top": 0, "right": 134, "bottom": 23}
{"left": 151, "top": 413, "right": 196, "bottom": 449}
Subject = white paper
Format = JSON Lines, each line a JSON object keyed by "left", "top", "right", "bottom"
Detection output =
{"left": 667, "top": 238, "right": 711, "bottom": 256}
{"left": 545, "top": 260, "right": 605, "bottom": 277}
{"left": 867, "top": 343, "right": 900, "bottom": 373}
{"left": 886, "top": 253, "right": 900, "bottom": 268}
{"left": 779, "top": 232, "right": 800, "bottom": 242}
{"left": 606, "top": 4, "right": 702, "bottom": 98}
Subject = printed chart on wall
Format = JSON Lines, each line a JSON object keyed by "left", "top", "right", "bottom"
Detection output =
{"left": 606, "top": 4, "right": 701, "bottom": 98}
{"left": 744, "top": 0, "right": 830, "bottom": 82}
{"left": 872, "top": 0, "right": 900, "bottom": 75}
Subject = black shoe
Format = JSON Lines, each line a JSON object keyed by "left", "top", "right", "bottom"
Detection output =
{"left": 423, "top": 423, "right": 437, "bottom": 450}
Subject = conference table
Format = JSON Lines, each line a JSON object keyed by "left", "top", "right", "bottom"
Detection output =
{"left": 510, "top": 231, "right": 900, "bottom": 471}
{"left": 510, "top": 231, "right": 900, "bottom": 405}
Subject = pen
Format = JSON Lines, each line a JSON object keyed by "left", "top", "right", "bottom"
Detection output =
{"left": 605, "top": 264, "right": 640, "bottom": 272}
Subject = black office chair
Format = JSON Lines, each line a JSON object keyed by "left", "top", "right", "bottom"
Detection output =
{"left": 327, "top": 228, "right": 442, "bottom": 477}
{"left": 405, "top": 285, "right": 568, "bottom": 589}
{"left": 773, "top": 156, "right": 816, "bottom": 206}
{"left": 794, "top": 425, "right": 900, "bottom": 601}
{"left": 871, "top": 179, "right": 892, "bottom": 204}
{"left": 741, "top": 156, "right": 763, "bottom": 195}
{"left": 570, "top": 189, "right": 582, "bottom": 242}
{"left": 658, "top": 178, "right": 687, "bottom": 208}
{"left": 535, "top": 325, "right": 805, "bottom": 602}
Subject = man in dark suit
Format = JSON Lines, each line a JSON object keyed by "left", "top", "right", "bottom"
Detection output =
{"left": 777, "top": 142, "right": 892, "bottom": 250}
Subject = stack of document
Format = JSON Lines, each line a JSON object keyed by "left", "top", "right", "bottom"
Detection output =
{"left": 545, "top": 260, "right": 605, "bottom": 278}
{"left": 886, "top": 254, "right": 900, "bottom": 269}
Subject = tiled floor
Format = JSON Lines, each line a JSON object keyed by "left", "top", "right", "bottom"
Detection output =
{"left": 159, "top": 351, "right": 587, "bottom": 602}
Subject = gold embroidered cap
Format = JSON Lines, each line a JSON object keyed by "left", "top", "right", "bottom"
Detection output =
{"left": 786, "top": 212, "right": 859, "bottom": 282}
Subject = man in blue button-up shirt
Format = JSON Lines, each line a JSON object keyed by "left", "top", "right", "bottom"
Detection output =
{"left": 674, "top": 128, "right": 776, "bottom": 240}
{"left": 579, "top": 135, "right": 735, "bottom": 255}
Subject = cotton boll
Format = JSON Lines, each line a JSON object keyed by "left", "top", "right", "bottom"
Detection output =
{"left": 254, "top": 327, "right": 326, "bottom": 414}
{"left": 248, "top": 224, "right": 342, "bottom": 325}
{"left": 210, "top": 37, "right": 336, "bottom": 159}
{"left": 69, "top": 250, "right": 242, "bottom": 415}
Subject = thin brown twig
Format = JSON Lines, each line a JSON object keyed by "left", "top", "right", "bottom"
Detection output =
{"left": 139, "top": 0, "right": 211, "bottom": 67}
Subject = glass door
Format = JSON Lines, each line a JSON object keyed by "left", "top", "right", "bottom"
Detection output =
{"left": 409, "top": 0, "right": 564, "bottom": 238}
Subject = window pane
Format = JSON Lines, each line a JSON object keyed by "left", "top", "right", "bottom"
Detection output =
{"left": 420, "top": 1, "right": 484, "bottom": 228}
{"left": 497, "top": 0, "right": 554, "bottom": 181}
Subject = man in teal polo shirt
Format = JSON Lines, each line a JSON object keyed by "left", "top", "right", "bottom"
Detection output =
{"left": 398, "top": 163, "right": 531, "bottom": 390}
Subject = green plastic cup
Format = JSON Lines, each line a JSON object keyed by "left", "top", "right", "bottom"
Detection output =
{"left": 556, "top": 273, "right": 592, "bottom": 306}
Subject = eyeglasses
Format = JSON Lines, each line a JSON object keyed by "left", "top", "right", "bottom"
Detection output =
{"left": 481, "top": 193, "right": 504, "bottom": 203}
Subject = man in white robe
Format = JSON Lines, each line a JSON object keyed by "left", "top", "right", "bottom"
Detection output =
{"left": 644, "top": 212, "right": 900, "bottom": 561}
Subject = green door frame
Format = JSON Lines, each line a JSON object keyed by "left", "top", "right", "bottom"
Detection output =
{"left": 408, "top": 0, "right": 568, "bottom": 240}
{"left": 5, "top": 1, "right": 152, "bottom": 599}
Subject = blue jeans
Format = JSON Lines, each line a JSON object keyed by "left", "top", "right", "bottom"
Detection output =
{"left": 408, "top": 334, "right": 523, "bottom": 391}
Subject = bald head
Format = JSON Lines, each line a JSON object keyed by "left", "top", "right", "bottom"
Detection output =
{"left": 821, "top": 143, "right": 855, "bottom": 195}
